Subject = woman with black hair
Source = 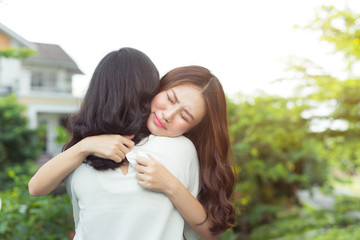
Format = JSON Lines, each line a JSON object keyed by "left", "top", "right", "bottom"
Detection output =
{"left": 29, "top": 48, "right": 236, "bottom": 240}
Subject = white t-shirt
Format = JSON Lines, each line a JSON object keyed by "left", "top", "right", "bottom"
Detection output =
{"left": 65, "top": 135, "right": 200, "bottom": 240}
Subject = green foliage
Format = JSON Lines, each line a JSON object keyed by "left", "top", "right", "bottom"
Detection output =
{"left": 300, "top": 6, "right": 360, "bottom": 68}
{"left": 0, "top": 48, "right": 35, "bottom": 59}
{"left": 334, "top": 195, "right": 360, "bottom": 214}
{"left": 0, "top": 94, "right": 72, "bottom": 238}
{"left": 0, "top": 174, "right": 73, "bottom": 240}
{"left": 306, "top": 225, "right": 360, "bottom": 240}
{"left": 218, "top": 228, "right": 240, "bottom": 240}
{"left": 285, "top": 7, "right": 360, "bottom": 173}
{"left": 55, "top": 126, "right": 70, "bottom": 145}
{"left": 249, "top": 203, "right": 360, "bottom": 240}
{"left": 228, "top": 3, "right": 360, "bottom": 238}
{"left": 228, "top": 94, "right": 328, "bottom": 231}
{"left": 0, "top": 161, "right": 38, "bottom": 191}
{"left": 0, "top": 94, "right": 44, "bottom": 166}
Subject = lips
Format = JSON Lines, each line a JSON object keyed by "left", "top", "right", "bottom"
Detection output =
{"left": 154, "top": 113, "right": 166, "bottom": 129}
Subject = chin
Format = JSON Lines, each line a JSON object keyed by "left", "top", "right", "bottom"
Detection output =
{"left": 147, "top": 124, "right": 161, "bottom": 136}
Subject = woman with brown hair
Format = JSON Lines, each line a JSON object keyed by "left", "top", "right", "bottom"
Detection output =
{"left": 139, "top": 66, "right": 236, "bottom": 235}
{"left": 29, "top": 52, "right": 236, "bottom": 239}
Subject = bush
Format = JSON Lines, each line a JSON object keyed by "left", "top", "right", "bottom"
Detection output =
{"left": 0, "top": 161, "right": 38, "bottom": 191}
{"left": 249, "top": 203, "right": 360, "bottom": 240}
{"left": 227, "top": 95, "right": 329, "bottom": 235}
{"left": 334, "top": 195, "right": 360, "bottom": 214}
{"left": 0, "top": 94, "right": 44, "bottom": 165}
{"left": 0, "top": 174, "right": 73, "bottom": 240}
{"left": 219, "top": 228, "right": 241, "bottom": 240}
{"left": 307, "top": 225, "right": 360, "bottom": 240}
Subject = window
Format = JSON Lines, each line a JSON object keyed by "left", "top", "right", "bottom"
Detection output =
{"left": 31, "top": 70, "right": 57, "bottom": 91}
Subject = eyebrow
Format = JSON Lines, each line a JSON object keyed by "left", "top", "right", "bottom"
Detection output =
{"left": 171, "top": 89, "right": 179, "bottom": 103}
{"left": 171, "top": 88, "right": 195, "bottom": 120}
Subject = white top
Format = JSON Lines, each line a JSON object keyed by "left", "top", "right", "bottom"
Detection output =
{"left": 65, "top": 135, "right": 200, "bottom": 240}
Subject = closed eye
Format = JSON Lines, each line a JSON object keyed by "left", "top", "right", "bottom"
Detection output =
{"left": 167, "top": 93, "right": 175, "bottom": 103}
{"left": 181, "top": 113, "right": 190, "bottom": 122}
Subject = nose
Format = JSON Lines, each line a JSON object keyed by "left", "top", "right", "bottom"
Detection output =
{"left": 163, "top": 107, "right": 177, "bottom": 123}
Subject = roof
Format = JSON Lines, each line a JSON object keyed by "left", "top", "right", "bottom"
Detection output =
{"left": 0, "top": 22, "right": 83, "bottom": 75}
{"left": 0, "top": 22, "right": 37, "bottom": 49}
{"left": 24, "top": 43, "right": 83, "bottom": 74}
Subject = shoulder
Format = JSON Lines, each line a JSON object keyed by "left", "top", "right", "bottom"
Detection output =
{"left": 153, "top": 135, "right": 198, "bottom": 166}
{"left": 73, "top": 162, "right": 94, "bottom": 174}
{"left": 150, "top": 135, "right": 196, "bottom": 153}
{"left": 137, "top": 135, "right": 198, "bottom": 164}
{"left": 65, "top": 163, "right": 94, "bottom": 183}
{"left": 149, "top": 134, "right": 193, "bottom": 145}
{"left": 65, "top": 163, "right": 102, "bottom": 196}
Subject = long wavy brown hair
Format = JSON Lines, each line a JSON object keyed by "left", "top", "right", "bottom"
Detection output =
{"left": 159, "top": 66, "right": 236, "bottom": 234}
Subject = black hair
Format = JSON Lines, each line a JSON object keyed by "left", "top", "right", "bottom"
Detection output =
{"left": 63, "top": 47, "right": 159, "bottom": 170}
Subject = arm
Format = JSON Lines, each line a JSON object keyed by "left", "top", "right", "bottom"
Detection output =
{"left": 135, "top": 155, "right": 221, "bottom": 240}
{"left": 28, "top": 134, "right": 134, "bottom": 196}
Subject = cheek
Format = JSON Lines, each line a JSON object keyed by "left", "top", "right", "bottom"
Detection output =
{"left": 151, "top": 94, "right": 166, "bottom": 110}
{"left": 172, "top": 121, "right": 192, "bottom": 134}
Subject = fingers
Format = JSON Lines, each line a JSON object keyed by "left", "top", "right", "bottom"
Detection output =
{"left": 134, "top": 163, "right": 147, "bottom": 173}
{"left": 136, "top": 173, "right": 156, "bottom": 190}
{"left": 111, "top": 150, "right": 125, "bottom": 162}
{"left": 136, "top": 156, "right": 151, "bottom": 166}
{"left": 107, "top": 135, "right": 134, "bottom": 160}
{"left": 124, "top": 135, "right": 135, "bottom": 140}
{"left": 136, "top": 172, "right": 147, "bottom": 181}
{"left": 112, "top": 135, "right": 134, "bottom": 151}
{"left": 118, "top": 143, "right": 131, "bottom": 155}
{"left": 136, "top": 174, "right": 149, "bottom": 189}
{"left": 137, "top": 180, "right": 147, "bottom": 188}
{"left": 83, "top": 134, "right": 135, "bottom": 163}
{"left": 110, "top": 153, "right": 123, "bottom": 163}
{"left": 121, "top": 136, "right": 135, "bottom": 149}
{"left": 145, "top": 154, "right": 156, "bottom": 162}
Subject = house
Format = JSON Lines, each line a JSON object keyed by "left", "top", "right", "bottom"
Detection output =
{"left": 0, "top": 22, "right": 83, "bottom": 157}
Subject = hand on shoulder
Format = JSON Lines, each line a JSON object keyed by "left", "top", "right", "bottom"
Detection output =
{"left": 80, "top": 134, "right": 134, "bottom": 162}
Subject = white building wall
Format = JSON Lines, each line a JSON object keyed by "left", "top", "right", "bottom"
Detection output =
{"left": 18, "top": 69, "right": 31, "bottom": 95}
{"left": 27, "top": 103, "right": 79, "bottom": 128}
{"left": 27, "top": 103, "right": 79, "bottom": 156}
{"left": 38, "top": 113, "right": 63, "bottom": 155}
{"left": 0, "top": 57, "right": 22, "bottom": 91}
{"left": 57, "top": 69, "right": 66, "bottom": 91}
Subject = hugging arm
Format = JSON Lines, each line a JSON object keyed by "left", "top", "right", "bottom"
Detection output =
{"left": 135, "top": 155, "right": 221, "bottom": 240}
{"left": 28, "top": 135, "right": 133, "bottom": 196}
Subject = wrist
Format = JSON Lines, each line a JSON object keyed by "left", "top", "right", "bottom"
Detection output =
{"left": 75, "top": 138, "right": 92, "bottom": 160}
{"left": 164, "top": 177, "right": 183, "bottom": 198}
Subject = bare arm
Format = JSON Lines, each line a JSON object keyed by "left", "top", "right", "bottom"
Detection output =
{"left": 135, "top": 155, "right": 221, "bottom": 240}
{"left": 28, "top": 135, "right": 134, "bottom": 196}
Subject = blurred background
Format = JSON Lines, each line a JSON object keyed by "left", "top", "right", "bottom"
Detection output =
{"left": 0, "top": 0, "right": 360, "bottom": 239}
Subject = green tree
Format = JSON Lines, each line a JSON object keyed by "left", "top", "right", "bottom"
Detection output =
{"left": 301, "top": 6, "right": 360, "bottom": 70}
{"left": 0, "top": 95, "right": 44, "bottom": 190}
{"left": 0, "top": 94, "right": 43, "bottom": 165}
{"left": 288, "top": 6, "right": 360, "bottom": 172}
{"left": 228, "top": 94, "right": 327, "bottom": 237}
{"left": 0, "top": 174, "right": 73, "bottom": 239}
{"left": 228, "top": 5, "right": 360, "bottom": 237}
{"left": 0, "top": 48, "right": 35, "bottom": 59}
{"left": 0, "top": 45, "right": 41, "bottom": 189}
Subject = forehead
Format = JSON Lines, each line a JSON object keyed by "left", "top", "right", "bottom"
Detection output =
{"left": 171, "top": 84, "right": 201, "bottom": 93}
{"left": 171, "top": 84, "right": 206, "bottom": 116}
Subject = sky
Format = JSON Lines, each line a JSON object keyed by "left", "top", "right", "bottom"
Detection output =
{"left": 0, "top": 0, "right": 359, "bottom": 99}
